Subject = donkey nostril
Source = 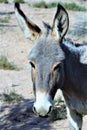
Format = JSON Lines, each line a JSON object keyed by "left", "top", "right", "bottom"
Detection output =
{"left": 48, "top": 106, "right": 52, "bottom": 114}
{"left": 33, "top": 106, "right": 36, "bottom": 113}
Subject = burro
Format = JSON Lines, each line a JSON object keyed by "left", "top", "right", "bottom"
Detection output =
{"left": 15, "top": 2, "right": 87, "bottom": 130}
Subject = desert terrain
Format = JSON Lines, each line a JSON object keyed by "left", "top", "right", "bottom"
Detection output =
{"left": 0, "top": 1, "right": 87, "bottom": 130}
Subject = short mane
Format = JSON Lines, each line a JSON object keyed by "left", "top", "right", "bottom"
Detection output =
{"left": 62, "top": 39, "right": 87, "bottom": 64}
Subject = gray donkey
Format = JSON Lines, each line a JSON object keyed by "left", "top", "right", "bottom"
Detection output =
{"left": 15, "top": 3, "right": 87, "bottom": 130}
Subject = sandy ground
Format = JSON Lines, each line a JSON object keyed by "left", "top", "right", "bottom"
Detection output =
{"left": 0, "top": 2, "right": 87, "bottom": 130}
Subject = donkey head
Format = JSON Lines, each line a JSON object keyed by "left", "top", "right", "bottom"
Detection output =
{"left": 15, "top": 3, "right": 69, "bottom": 117}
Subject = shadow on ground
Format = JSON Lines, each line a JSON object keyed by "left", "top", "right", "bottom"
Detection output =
{"left": 0, "top": 99, "right": 53, "bottom": 130}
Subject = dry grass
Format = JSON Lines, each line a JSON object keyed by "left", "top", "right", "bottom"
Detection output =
{"left": 0, "top": 56, "right": 19, "bottom": 70}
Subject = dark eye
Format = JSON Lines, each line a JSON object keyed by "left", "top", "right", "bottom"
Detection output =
{"left": 30, "top": 61, "right": 35, "bottom": 68}
{"left": 54, "top": 64, "right": 61, "bottom": 71}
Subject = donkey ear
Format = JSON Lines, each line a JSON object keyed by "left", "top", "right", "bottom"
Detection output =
{"left": 14, "top": 3, "right": 41, "bottom": 40}
{"left": 51, "top": 4, "right": 69, "bottom": 41}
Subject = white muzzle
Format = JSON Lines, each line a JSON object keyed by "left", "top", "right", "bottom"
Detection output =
{"left": 33, "top": 91, "right": 53, "bottom": 116}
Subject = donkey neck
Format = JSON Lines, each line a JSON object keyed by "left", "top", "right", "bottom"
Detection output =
{"left": 61, "top": 39, "right": 87, "bottom": 100}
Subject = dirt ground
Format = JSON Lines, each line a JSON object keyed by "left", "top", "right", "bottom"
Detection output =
{"left": 0, "top": 2, "right": 87, "bottom": 130}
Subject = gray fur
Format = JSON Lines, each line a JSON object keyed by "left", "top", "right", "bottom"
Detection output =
{"left": 29, "top": 37, "right": 87, "bottom": 130}
{"left": 15, "top": 3, "right": 87, "bottom": 130}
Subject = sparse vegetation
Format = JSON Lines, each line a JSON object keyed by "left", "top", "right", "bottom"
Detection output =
{"left": 51, "top": 103, "right": 66, "bottom": 121}
{"left": 0, "top": 15, "right": 11, "bottom": 31}
{"left": 0, "top": 0, "right": 24, "bottom": 3}
{"left": 0, "top": 55, "right": 19, "bottom": 70}
{"left": 62, "top": 2, "right": 87, "bottom": 11}
{"left": 28, "top": 1, "right": 87, "bottom": 11}
{"left": 14, "top": 0, "right": 24, "bottom": 3}
{"left": 0, "top": 0, "right": 8, "bottom": 3}
{"left": 51, "top": 96, "right": 67, "bottom": 121}
{"left": 0, "top": 15, "right": 11, "bottom": 23}
{"left": 1, "top": 91, "right": 23, "bottom": 103}
{"left": 29, "top": 1, "right": 57, "bottom": 8}
{"left": 28, "top": 1, "right": 55, "bottom": 8}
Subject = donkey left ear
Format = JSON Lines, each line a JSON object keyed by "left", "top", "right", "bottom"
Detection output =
{"left": 51, "top": 4, "right": 69, "bottom": 42}
{"left": 15, "top": 3, "right": 41, "bottom": 41}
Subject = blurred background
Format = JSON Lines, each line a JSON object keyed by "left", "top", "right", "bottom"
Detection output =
{"left": 0, "top": 0, "right": 87, "bottom": 130}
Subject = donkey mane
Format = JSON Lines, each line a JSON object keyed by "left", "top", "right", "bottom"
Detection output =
{"left": 62, "top": 39, "right": 87, "bottom": 64}
{"left": 43, "top": 22, "right": 52, "bottom": 36}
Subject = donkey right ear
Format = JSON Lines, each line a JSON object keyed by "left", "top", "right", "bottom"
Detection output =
{"left": 15, "top": 3, "right": 41, "bottom": 40}
{"left": 51, "top": 4, "right": 69, "bottom": 42}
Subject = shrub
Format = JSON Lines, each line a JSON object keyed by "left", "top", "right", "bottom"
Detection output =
{"left": 0, "top": 0, "right": 8, "bottom": 3}
{"left": 51, "top": 96, "right": 67, "bottom": 121}
{"left": 2, "top": 91, "right": 23, "bottom": 103}
{"left": 14, "top": 0, "right": 24, "bottom": 3}
{"left": 0, "top": 0, "right": 25, "bottom": 3}
{"left": 0, "top": 56, "right": 19, "bottom": 70}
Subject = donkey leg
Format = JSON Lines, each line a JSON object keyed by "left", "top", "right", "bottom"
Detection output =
{"left": 66, "top": 107, "right": 82, "bottom": 130}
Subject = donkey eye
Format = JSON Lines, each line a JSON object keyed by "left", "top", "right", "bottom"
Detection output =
{"left": 30, "top": 62, "right": 35, "bottom": 68}
{"left": 54, "top": 64, "right": 61, "bottom": 71}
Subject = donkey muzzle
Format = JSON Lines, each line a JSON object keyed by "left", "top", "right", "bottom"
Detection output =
{"left": 33, "top": 91, "right": 53, "bottom": 116}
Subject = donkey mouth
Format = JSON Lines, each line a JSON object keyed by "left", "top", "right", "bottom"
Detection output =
{"left": 39, "top": 114, "right": 49, "bottom": 118}
{"left": 33, "top": 107, "right": 50, "bottom": 118}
